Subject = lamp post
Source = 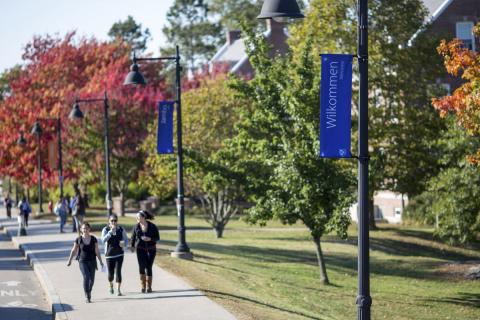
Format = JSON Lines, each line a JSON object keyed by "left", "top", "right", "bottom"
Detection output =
{"left": 124, "top": 46, "right": 193, "bottom": 260}
{"left": 69, "top": 91, "right": 112, "bottom": 215}
{"left": 21, "top": 118, "right": 65, "bottom": 201}
{"left": 31, "top": 122, "right": 44, "bottom": 214}
{"left": 257, "top": 0, "right": 371, "bottom": 319}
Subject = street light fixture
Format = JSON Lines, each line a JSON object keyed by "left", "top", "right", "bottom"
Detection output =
{"left": 16, "top": 131, "right": 27, "bottom": 146}
{"left": 69, "top": 91, "right": 113, "bottom": 215}
{"left": 257, "top": 0, "right": 371, "bottom": 319}
{"left": 124, "top": 46, "right": 193, "bottom": 260}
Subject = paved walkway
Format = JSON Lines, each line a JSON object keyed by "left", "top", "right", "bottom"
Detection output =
{"left": 0, "top": 212, "right": 236, "bottom": 320}
{"left": 0, "top": 223, "right": 52, "bottom": 320}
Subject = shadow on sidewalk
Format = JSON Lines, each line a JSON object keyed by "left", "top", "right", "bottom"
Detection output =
{"left": 202, "top": 289, "right": 325, "bottom": 320}
{"left": 0, "top": 306, "right": 52, "bottom": 320}
{"left": 19, "top": 240, "right": 73, "bottom": 262}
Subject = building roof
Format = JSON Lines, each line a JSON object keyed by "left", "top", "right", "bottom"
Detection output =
{"left": 421, "top": 0, "right": 453, "bottom": 22}
{"left": 210, "top": 29, "right": 272, "bottom": 73}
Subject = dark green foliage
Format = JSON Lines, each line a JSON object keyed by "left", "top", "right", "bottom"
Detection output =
{"left": 405, "top": 118, "right": 480, "bottom": 244}
{"left": 161, "top": 0, "right": 223, "bottom": 70}
{"left": 108, "top": 15, "right": 151, "bottom": 52}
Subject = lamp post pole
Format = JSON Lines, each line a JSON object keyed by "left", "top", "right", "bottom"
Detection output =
{"left": 30, "top": 122, "right": 44, "bottom": 214}
{"left": 69, "top": 92, "right": 113, "bottom": 215}
{"left": 57, "top": 117, "right": 64, "bottom": 199}
{"left": 257, "top": 0, "right": 371, "bottom": 318}
{"left": 102, "top": 92, "right": 112, "bottom": 214}
{"left": 356, "top": 1, "right": 371, "bottom": 318}
{"left": 174, "top": 46, "right": 189, "bottom": 255}
{"left": 36, "top": 132, "right": 43, "bottom": 213}
{"left": 124, "top": 45, "right": 192, "bottom": 259}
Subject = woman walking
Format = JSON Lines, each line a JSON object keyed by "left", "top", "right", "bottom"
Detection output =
{"left": 67, "top": 222, "right": 104, "bottom": 303}
{"left": 101, "top": 213, "right": 128, "bottom": 296}
{"left": 54, "top": 197, "right": 68, "bottom": 233}
{"left": 130, "top": 210, "right": 159, "bottom": 293}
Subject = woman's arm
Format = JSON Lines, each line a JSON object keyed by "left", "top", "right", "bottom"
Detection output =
{"left": 122, "top": 227, "right": 129, "bottom": 248}
{"left": 101, "top": 227, "right": 112, "bottom": 243}
{"left": 94, "top": 239, "right": 104, "bottom": 267}
{"left": 67, "top": 242, "right": 79, "bottom": 266}
{"left": 151, "top": 224, "right": 160, "bottom": 242}
{"left": 130, "top": 225, "right": 137, "bottom": 252}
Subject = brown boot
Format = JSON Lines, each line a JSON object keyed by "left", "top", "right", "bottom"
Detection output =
{"left": 146, "top": 276, "right": 152, "bottom": 293}
{"left": 140, "top": 274, "right": 146, "bottom": 293}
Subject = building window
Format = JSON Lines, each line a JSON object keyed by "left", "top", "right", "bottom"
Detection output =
{"left": 456, "top": 21, "right": 475, "bottom": 51}
{"left": 394, "top": 208, "right": 402, "bottom": 216}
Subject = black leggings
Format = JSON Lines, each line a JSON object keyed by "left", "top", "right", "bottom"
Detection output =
{"left": 79, "top": 260, "right": 96, "bottom": 297}
{"left": 106, "top": 256, "right": 124, "bottom": 283}
{"left": 24, "top": 214, "right": 29, "bottom": 227}
{"left": 136, "top": 249, "right": 156, "bottom": 276}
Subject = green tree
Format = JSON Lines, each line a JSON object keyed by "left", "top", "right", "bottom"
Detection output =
{"left": 225, "top": 25, "right": 355, "bottom": 284}
{"left": 108, "top": 15, "right": 151, "bottom": 52}
{"left": 288, "top": 0, "right": 446, "bottom": 229}
{"left": 210, "top": 0, "right": 263, "bottom": 31}
{"left": 140, "top": 75, "right": 245, "bottom": 237}
{"left": 161, "top": 0, "right": 223, "bottom": 71}
{"left": 405, "top": 117, "right": 480, "bottom": 244}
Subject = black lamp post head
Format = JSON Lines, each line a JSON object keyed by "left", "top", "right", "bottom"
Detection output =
{"left": 257, "top": 0, "right": 304, "bottom": 21}
{"left": 31, "top": 121, "right": 42, "bottom": 135}
{"left": 17, "top": 131, "right": 27, "bottom": 146}
{"left": 69, "top": 102, "right": 84, "bottom": 120}
{"left": 123, "top": 62, "right": 147, "bottom": 86}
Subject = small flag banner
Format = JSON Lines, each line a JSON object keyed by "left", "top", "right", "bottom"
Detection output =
{"left": 319, "top": 54, "right": 353, "bottom": 158}
{"left": 47, "top": 140, "right": 58, "bottom": 169}
{"left": 157, "top": 101, "right": 174, "bottom": 154}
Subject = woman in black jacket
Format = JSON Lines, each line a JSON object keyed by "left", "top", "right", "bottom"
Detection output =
{"left": 130, "top": 210, "right": 159, "bottom": 293}
{"left": 67, "top": 222, "right": 104, "bottom": 303}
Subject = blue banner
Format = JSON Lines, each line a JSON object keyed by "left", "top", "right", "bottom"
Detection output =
{"left": 319, "top": 54, "right": 353, "bottom": 158}
{"left": 157, "top": 101, "right": 174, "bottom": 154}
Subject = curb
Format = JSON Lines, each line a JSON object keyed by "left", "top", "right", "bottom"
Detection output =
{"left": 1, "top": 221, "right": 69, "bottom": 320}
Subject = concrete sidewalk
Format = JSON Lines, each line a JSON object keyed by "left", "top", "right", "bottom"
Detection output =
{"left": 0, "top": 215, "right": 236, "bottom": 320}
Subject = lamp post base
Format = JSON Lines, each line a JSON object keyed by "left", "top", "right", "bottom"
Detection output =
{"left": 170, "top": 251, "right": 193, "bottom": 260}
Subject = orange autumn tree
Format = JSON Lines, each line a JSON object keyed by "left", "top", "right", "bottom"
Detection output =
{"left": 0, "top": 32, "right": 166, "bottom": 201}
{"left": 432, "top": 23, "right": 480, "bottom": 164}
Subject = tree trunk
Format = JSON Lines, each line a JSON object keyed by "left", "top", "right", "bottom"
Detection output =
{"left": 120, "top": 191, "right": 125, "bottom": 217}
{"left": 214, "top": 224, "right": 224, "bottom": 238}
{"left": 312, "top": 236, "right": 330, "bottom": 285}
{"left": 369, "top": 197, "right": 377, "bottom": 230}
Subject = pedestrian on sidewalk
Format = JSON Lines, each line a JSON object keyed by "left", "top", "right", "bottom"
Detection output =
{"left": 18, "top": 196, "right": 31, "bottom": 228}
{"left": 101, "top": 213, "right": 128, "bottom": 296}
{"left": 67, "top": 222, "right": 104, "bottom": 303}
{"left": 54, "top": 197, "right": 68, "bottom": 233}
{"left": 130, "top": 210, "right": 159, "bottom": 293}
{"left": 5, "top": 194, "right": 12, "bottom": 219}
{"left": 70, "top": 186, "right": 86, "bottom": 234}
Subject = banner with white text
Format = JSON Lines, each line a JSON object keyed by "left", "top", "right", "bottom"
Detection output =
{"left": 157, "top": 101, "right": 174, "bottom": 154}
{"left": 319, "top": 54, "right": 353, "bottom": 158}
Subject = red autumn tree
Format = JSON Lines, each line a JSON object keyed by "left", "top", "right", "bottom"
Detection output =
{"left": 0, "top": 32, "right": 166, "bottom": 204}
{"left": 432, "top": 23, "right": 480, "bottom": 164}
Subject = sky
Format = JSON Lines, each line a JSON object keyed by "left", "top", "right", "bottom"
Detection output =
{"left": 0, "top": 0, "right": 175, "bottom": 73}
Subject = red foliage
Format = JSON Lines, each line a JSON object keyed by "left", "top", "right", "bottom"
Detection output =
{"left": 0, "top": 33, "right": 166, "bottom": 188}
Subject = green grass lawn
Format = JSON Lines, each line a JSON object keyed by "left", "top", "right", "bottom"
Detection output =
{"left": 34, "top": 208, "right": 480, "bottom": 319}
{"left": 155, "top": 223, "right": 479, "bottom": 320}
